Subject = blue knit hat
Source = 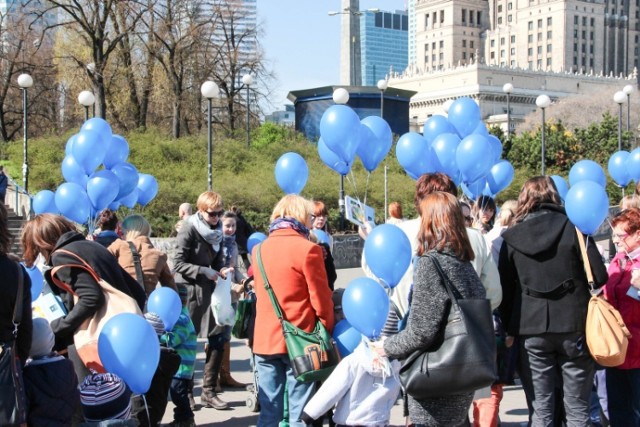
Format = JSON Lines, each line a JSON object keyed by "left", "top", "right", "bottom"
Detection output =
{"left": 79, "top": 371, "right": 132, "bottom": 422}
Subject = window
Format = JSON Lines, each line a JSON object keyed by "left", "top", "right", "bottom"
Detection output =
{"left": 547, "top": 58, "right": 552, "bottom": 66}
{"left": 581, "top": 44, "right": 586, "bottom": 53}
{"left": 491, "top": 51, "right": 495, "bottom": 59}
{"left": 491, "top": 39, "right": 496, "bottom": 47}
{"left": 462, "top": 40, "right": 467, "bottom": 48}
{"left": 469, "top": 10, "right": 474, "bottom": 23}
{"left": 425, "top": 43, "right": 429, "bottom": 51}
{"left": 432, "top": 42, "right": 436, "bottom": 49}
{"left": 538, "top": 46, "right": 542, "bottom": 54}
{"left": 425, "top": 13, "right": 430, "bottom": 28}
{"left": 511, "top": 47, "right": 516, "bottom": 55}
{"left": 538, "top": 19, "right": 542, "bottom": 28}
{"left": 547, "top": 30, "right": 552, "bottom": 38}
{"left": 574, "top": 42, "right": 578, "bottom": 51}
{"left": 508, "top": 2, "right": 513, "bottom": 9}
{"left": 470, "top": 52, "right": 475, "bottom": 60}
{"left": 582, "top": 16, "right": 587, "bottom": 26}
{"left": 590, "top": 44, "right": 594, "bottom": 53}
{"left": 498, "top": 5, "right": 502, "bottom": 12}
{"left": 477, "top": 11, "right": 482, "bottom": 25}
{"left": 582, "top": 30, "right": 586, "bottom": 39}
{"left": 573, "top": 56, "right": 578, "bottom": 65}
{"left": 528, "top": 47, "right": 533, "bottom": 56}
{"left": 590, "top": 31, "right": 594, "bottom": 40}
{"left": 538, "top": 32, "right": 543, "bottom": 41}
{"left": 463, "top": 52, "right": 467, "bottom": 59}
{"left": 470, "top": 40, "right": 475, "bottom": 49}
{"left": 547, "top": 43, "right": 552, "bottom": 52}
{"left": 537, "top": 59, "right": 542, "bottom": 68}
{"left": 511, "top": 35, "right": 516, "bottom": 43}
{"left": 440, "top": 10, "right": 444, "bottom": 23}
{"left": 574, "top": 29, "right": 578, "bottom": 37}
{"left": 528, "top": 60, "right": 533, "bottom": 68}
{"left": 498, "top": 16, "right": 503, "bottom": 24}
{"left": 591, "top": 17, "right": 595, "bottom": 26}
{"left": 432, "top": 54, "right": 436, "bottom": 62}
{"left": 500, "top": 37, "right": 505, "bottom": 45}
{"left": 439, "top": 52, "right": 444, "bottom": 60}
{"left": 462, "top": 9, "right": 466, "bottom": 23}
{"left": 508, "top": 14, "right": 512, "bottom": 22}
{"left": 440, "top": 40, "right": 444, "bottom": 48}
{"left": 501, "top": 49, "right": 506, "bottom": 58}
{"left": 511, "top": 60, "right": 516, "bottom": 66}
{"left": 590, "top": 58, "right": 594, "bottom": 67}
{"left": 547, "top": 17, "right": 552, "bottom": 25}
{"left": 528, "top": 21, "right": 533, "bottom": 30}
{"left": 574, "top": 15, "right": 579, "bottom": 24}
{"left": 528, "top": 34, "right": 534, "bottom": 43}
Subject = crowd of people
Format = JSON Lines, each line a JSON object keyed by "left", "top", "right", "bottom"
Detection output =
{"left": 2, "top": 171, "right": 640, "bottom": 427}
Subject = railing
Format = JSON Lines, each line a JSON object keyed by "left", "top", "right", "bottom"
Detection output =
{"left": 5, "top": 175, "right": 32, "bottom": 218}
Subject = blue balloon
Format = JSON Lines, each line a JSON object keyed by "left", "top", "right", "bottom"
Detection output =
{"left": 103, "top": 135, "right": 130, "bottom": 169}
{"left": 87, "top": 170, "right": 119, "bottom": 211}
{"left": 313, "top": 229, "right": 331, "bottom": 246}
{"left": 111, "top": 162, "right": 139, "bottom": 199}
{"left": 550, "top": 175, "right": 569, "bottom": 201}
{"left": 363, "top": 224, "right": 411, "bottom": 288}
{"left": 247, "top": 232, "right": 267, "bottom": 255}
{"left": 318, "top": 137, "right": 350, "bottom": 176}
{"left": 565, "top": 180, "right": 609, "bottom": 235}
{"left": 55, "top": 182, "right": 91, "bottom": 224}
{"left": 33, "top": 190, "right": 57, "bottom": 214}
{"left": 569, "top": 160, "right": 606, "bottom": 187}
{"left": 81, "top": 117, "right": 112, "bottom": 142}
{"left": 332, "top": 320, "right": 362, "bottom": 357}
{"left": 147, "top": 288, "right": 182, "bottom": 331}
{"left": 108, "top": 201, "right": 121, "bottom": 211}
{"left": 487, "top": 135, "right": 503, "bottom": 163}
{"left": 608, "top": 151, "right": 632, "bottom": 187}
{"left": 423, "top": 115, "right": 454, "bottom": 143}
{"left": 487, "top": 160, "right": 515, "bottom": 194}
{"left": 275, "top": 152, "right": 308, "bottom": 194}
{"left": 320, "top": 105, "right": 361, "bottom": 164}
{"left": 357, "top": 117, "right": 392, "bottom": 173}
{"left": 447, "top": 97, "right": 481, "bottom": 138}
{"left": 72, "top": 129, "right": 107, "bottom": 175}
{"left": 456, "top": 134, "right": 492, "bottom": 183}
{"left": 98, "top": 313, "right": 160, "bottom": 394}
{"left": 137, "top": 174, "right": 158, "bottom": 206}
{"left": 65, "top": 134, "right": 78, "bottom": 156}
{"left": 61, "top": 155, "right": 89, "bottom": 187}
{"left": 473, "top": 121, "right": 490, "bottom": 136}
{"left": 118, "top": 188, "right": 138, "bottom": 209}
{"left": 627, "top": 148, "right": 640, "bottom": 181}
{"left": 462, "top": 177, "right": 489, "bottom": 200}
{"left": 396, "top": 132, "right": 434, "bottom": 179}
{"left": 21, "top": 263, "right": 43, "bottom": 302}
{"left": 431, "top": 133, "right": 461, "bottom": 178}
{"left": 342, "top": 278, "right": 389, "bottom": 339}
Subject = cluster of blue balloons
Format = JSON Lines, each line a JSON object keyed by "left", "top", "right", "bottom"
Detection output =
{"left": 396, "top": 97, "right": 514, "bottom": 200}
{"left": 607, "top": 148, "right": 640, "bottom": 188}
{"left": 318, "top": 105, "right": 392, "bottom": 176}
{"left": 32, "top": 118, "right": 159, "bottom": 224}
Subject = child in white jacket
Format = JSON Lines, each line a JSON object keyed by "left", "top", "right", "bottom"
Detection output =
{"left": 301, "top": 339, "right": 401, "bottom": 427}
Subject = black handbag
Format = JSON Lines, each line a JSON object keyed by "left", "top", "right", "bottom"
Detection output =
{"left": 0, "top": 262, "right": 27, "bottom": 426}
{"left": 399, "top": 255, "right": 497, "bottom": 399}
{"left": 256, "top": 245, "right": 340, "bottom": 382}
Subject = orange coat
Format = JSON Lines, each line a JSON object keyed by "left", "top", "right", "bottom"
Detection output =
{"left": 251, "top": 229, "right": 334, "bottom": 356}
{"left": 108, "top": 236, "right": 177, "bottom": 297}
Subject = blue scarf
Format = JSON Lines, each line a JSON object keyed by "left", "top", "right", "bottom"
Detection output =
{"left": 269, "top": 217, "right": 310, "bottom": 239}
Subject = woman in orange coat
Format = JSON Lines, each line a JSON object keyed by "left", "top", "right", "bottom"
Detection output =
{"left": 252, "top": 194, "right": 335, "bottom": 427}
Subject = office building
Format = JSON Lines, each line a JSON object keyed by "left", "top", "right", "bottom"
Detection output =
{"left": 361, "top": 9, "right": 409, "bottom": 86}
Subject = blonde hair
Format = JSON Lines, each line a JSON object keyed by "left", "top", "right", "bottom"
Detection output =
{"left": 122, "top": 215, "right": 151, "bottom": 240}
{"left": 270, "top": 194, "right": 315, "bottom": 224}
{"left": 620, "top": 195, "right": 640, "bottom": 210}
{"left": 496, "top": 200, "right": 518, "bottom": 227}
{"left": 196, "top": 191, "right": 223, "bottom": 212}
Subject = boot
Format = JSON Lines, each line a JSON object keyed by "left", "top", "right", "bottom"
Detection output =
{"left": 169, "top": 418, "right": 196, "bottom": 427}
{"left": 219, "top": 341, "right": 246, "bottom": 388}
{"left": 187, "top": 378, "right": 198, "bottom": 411}
{"left": 200, "top": 347, "right": 229, "bottom": 410}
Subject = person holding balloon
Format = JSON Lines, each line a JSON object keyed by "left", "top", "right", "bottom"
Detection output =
{"left": 251, "top": 194, "right": 335, "bottom": 427}
{"left": 172, "top": 190, "right": 233, "bottom": 411}
{"left": 377, "top": 191, "right": 487, "bottom": 426}
{"left": 498, "top": 176, "right": 608, "bottom": 427}
{"left": 108, "top": 214, "right": 178, "bottom": 297}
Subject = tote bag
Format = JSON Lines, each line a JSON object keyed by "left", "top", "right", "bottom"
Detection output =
{"left": 50, "top": 249, "right": 143, "bottom": 373}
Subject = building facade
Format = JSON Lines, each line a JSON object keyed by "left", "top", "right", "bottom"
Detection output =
{"left": 360, "top": 9, "right": 409, "bottom": 86}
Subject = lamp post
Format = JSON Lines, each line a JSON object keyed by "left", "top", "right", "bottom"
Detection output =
{"left": 17, "top": 73, "right": 32, "bottom": 193}
{"left": 614, "top": 90, "right": 627, "bottom": 151}
{"left": 503, "top": 83, "right": 513, "bottom": 143}
{"left": 377, "top": 79, "right": 387, "bottom": 118}
{"left": 201, "top": 81, "right": 219, "bottom": 191}
{"left": 242, "top": 74, "right": 253, "bottom": 147}
{"left": 535, "top": 94, "right": 551, "bottom": 176}
{"left": 333, "top": 88, "right": 349, "bottom": 231}
{"left": 624, "top": 84, "right": 634, "bottom": 132}
{"left": 78, "top": 91, "right": 95, "bottom": 122}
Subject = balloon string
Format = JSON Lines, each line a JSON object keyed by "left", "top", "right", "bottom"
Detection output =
{"left": 346, "top": 171, "right": 359, "bottom": 201}
{"left": 142, "top": 394, "right": 151, "bottom": 427}
{"left": 363, "top": 173, "right": 370, "bottom": 206}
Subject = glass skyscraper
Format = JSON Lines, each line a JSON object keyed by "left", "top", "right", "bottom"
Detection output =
{"left": 360, "top": 10, "right": 408, "bottom": 86}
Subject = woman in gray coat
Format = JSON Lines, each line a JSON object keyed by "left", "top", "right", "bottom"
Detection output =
{"left": 379, "top": 192, "right": 486, "bottom": 426}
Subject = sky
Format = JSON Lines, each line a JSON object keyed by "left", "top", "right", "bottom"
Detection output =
{"left": 256, "top": 0, "right": 406, "bottom": 115}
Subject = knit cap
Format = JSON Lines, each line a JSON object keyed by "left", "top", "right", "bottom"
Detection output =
{"left": 79, "top": 371, "right": 132, "bottom": 422}
{"left": 145, "top": 312, "right": 165, "bottom": 336}
{"left": 30, "top": 317, "right": 55, "bottom": 358}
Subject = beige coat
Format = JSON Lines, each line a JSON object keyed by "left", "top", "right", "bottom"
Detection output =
{"left": 108, "top": 236, "right": 177, "bottom": 297}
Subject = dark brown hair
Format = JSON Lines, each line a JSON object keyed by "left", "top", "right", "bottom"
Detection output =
{"left": 388, "top": 202, "right": 403, "bottom": 219}
{"left": 313, "top": 201, "right": 328, "bottom": 217}
{"left": 514, "top": 176, "right": 562, "bottom": 222}
{"left": 0, "top": 204, "right": 9, "bottom": 255}
{"left": 612, "top": 207, "right": 640, "bottom": 234}
{"left": 98, "top": 209, "right": 118, "bottom": 231}
{"left": 21, "top": 214, "right": 77, "bottom": 266}
{"left": 418, "top": 192, "right": 474, "bottom": 261}
{"left": 414, "top": 173, "right": 458, "bottom": 212}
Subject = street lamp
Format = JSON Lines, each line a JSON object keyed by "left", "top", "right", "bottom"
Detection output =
{"left": 242, "top": 74, "right": 253, "bottom": 147}
{"left": 503, "top": 83, "right": 513, "bottom": 143}
{"left": 17, "top": 73, "right": 32, "bottom": 193}
{"left": 535, "top": 94, "right": 551, "bottom": 176}
{"left": 624, "top": 84, "right": 634, "bottom": 132}
{"left": 78, "top": 90, "right": 95, "bottom": 122}
{"left": 377, "top": 79, "right": 387, "bottom": 118}
{"left": 201, "top": 81, "right": 219, "bottom": 191}
{"left": 614, "top": 90, "right": 627, "bottom": 152}
{"left": 333, "top": 87, "right": 349, "bottom": 231}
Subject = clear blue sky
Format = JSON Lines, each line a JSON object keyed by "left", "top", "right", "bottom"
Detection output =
{"left": 257, "top": 0, "right": 406, "bottom": 115}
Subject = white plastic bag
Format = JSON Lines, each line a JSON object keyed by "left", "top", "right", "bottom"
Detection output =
{"left": 211, "top": 274, "right": 236, "bottom": 326}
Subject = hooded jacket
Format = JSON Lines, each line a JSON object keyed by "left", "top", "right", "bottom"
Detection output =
{"left": 498, "top": 204, "right": 608, "bottom": 335}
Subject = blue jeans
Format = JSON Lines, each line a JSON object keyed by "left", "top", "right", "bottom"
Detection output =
{"left": 169, "top": 378, "right": 193, "bottom": 422}
{"left": 255, "top": 354, "right": 315, "bottom": 427}
{"left": 606, "top": 367, "right": 640, "bottom": 426}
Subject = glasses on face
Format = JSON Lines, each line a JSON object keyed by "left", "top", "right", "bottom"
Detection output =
{"left": 204, "top": 210, "right": 224, "bottom": 218}
{"left": 614, "top": 232, "right": 630, "bottom": 240}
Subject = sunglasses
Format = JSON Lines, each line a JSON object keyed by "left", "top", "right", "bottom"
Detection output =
{"left": 205, "top": 210, "right": 224, "bottom": 218}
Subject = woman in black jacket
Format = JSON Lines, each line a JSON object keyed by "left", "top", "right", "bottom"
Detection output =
{"left": 21, "top": 214, "right": 146, "bottom": 379}
{"left": 498, "top": 176, "right": 608, "bottom": 427}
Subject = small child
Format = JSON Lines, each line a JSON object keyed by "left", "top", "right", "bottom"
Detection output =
{"left": 301, "top": 340, "right": 401, "bottom": 427}
{"left": 23, "top": 317, "right": 80, "bottom": 426}
{"left": 79, "top": 371, "right": 136, "bottom": 427}
{"left": 164, "top": 285, "right": 198, "bottom": 427}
